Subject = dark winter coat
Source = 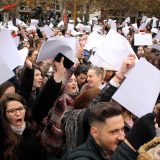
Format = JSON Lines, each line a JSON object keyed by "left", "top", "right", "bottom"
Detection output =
{"left": 66, "top": 135, "right": 138, "bottom": 160}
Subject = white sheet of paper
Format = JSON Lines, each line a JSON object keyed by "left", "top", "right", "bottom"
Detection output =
{"left": 122, "top": 27, "right": 130, "bottom": 36}
{"left": 80, "top": 25, "right": 91, "bottom": 32}
{"left": 141, "top": 15, "right": 147, "bottom": 23}
{"left": 96, "top": 29, "right": 135, "bottom": 70}
{"left": 84, "top": 32, "right": 105, "bottom": 51}
{"left": 108, "top": 19, "right": 117, "bottom": 31}
{"left": 124, "top": 17, "right": 130, "bottom": 23}
{"left": 18, "top": 47, "right": 29, "bottom": 65}
{"left": 30, "top": 19, "right": 39, "bottom": 26}
{"left": 75, "top": 23, "right": 83, "bottom": 29}
{"left": 68, "top": 23, "right": 74, "bottom": 31}
{"left": 152, "top": 44, "right": 160, "bottom": 52}
{"left": 57, "top": 21, "right": 64, "bottom": 28}
{"left": 93, "top": 24, "right": 102, "bottom": 32}
{"left": 152, "top": 17, "right": 159, "bottom": 28}
{"left": 89, "top": 53, "right": 114, "bottom": 70}
{"left": 156, "top": 33, "right": 160, "bottom": 41}
{"left": 139, "top": 23, "right": 147, "bottom": 30}
{"left": 8, "top": 25, "right": 19, "bottom": 32}
{"left": 151, "top": 28, "right": 158, "bottom": 34}
{"left": 77, "top": 17, "right": 82, "bottom": 23}
{"left": 16, "top": 19, "right": 23, "bottom": 25}
{"left": 13, "top": 36, "right": 20, "bottom": 48}
{"left": 43, "top": 25, "right": 53, "bottom": 38}
{"left": 113, "top": 58, "right": 160, "bottom": 117}
{"left": 0, "top": 29, "right": 23, "bottom": 69}
{"left": 26, "top": 25, "right": 37, "bottom": 32}
{"left": 146, "top": 18, "right": 152, "bottom": 24}
{"left": 0, "top": 55, "right": 14, "bottom": 85}
{"left": 21, "top": 22, "right": 28, "bottom": 28}
{"left": 134, "top": 33, "right": 152, "bottom": 46}
{"left": 37, "top": 37, "right": 76, "bottom": 63}
{"left": 49, "top": 23, "right": 53, "bottom": 29}
{"left": 132, "top": 23, "right": 138, "bottom": 29}
{"left": 8, "top": 21, "right": 13, "bottom": 26}
{"left": 71, "top": 30, "right": 82, "bottom": 37}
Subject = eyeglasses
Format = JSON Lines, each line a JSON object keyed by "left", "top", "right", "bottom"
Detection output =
{"left": 6, "top": 106, "right": 26, "bottom": 115}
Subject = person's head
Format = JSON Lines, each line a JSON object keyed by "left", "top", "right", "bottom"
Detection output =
{"left": 0, "top": 81, "right": 15, "bottom": 99}
{"left": 0, "top": 93, "right": 41, "bottom": 159}
{"left": 137, "top": 46, "right": 145, "bottom": 58}
{"left": 87, "top": 67, "right": 105, "bottom": 88}
{"left": 65, "top": 74, "right": 77, "bottom": 94}
{"left": 75, "top": 64, "right": 89, "bottom": 87}
{"left": 34, "top": 38, "right": 44, "bottom": 51}
{"left": 89, "top": 102, "right": 125, "bottom": 152}
{"left": 104, "top": 68, "right": 115, "bottom": 83}
{"left": 0, "top": 93, "right": 27, "bottom": 129}
{"left": 23, "top": 41, "right": 30, "bottom": 49}
{"left": 32, "top": 66, "right": 43, "bottom": 90}
{"left": 46, "top": 6, "right": 50, "bottom": 11}
{"left": 72, "top": 87, "right": 100, "bottom": 109}
{"left": 28, "top": 48, "right": 39, "bottom": 63}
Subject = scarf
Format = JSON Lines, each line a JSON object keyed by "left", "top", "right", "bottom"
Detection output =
{"left": 10, "top": 122, "right": 26, "bottom": 135}
{"left": 61, "top": 107, "right": 81, "bottom": 150}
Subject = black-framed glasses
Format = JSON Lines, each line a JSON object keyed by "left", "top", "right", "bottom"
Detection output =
{"left": 6, "top": 106, "right": 26, "bottom": 115}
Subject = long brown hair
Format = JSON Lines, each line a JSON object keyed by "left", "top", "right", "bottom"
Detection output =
{"left": 72, "top": 87, "right": 100, "bottom": 109}
{"left": 0, "top": 93, "right": 41, "bottom": 159}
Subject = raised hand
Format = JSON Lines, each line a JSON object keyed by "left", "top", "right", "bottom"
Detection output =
{"left": 117, "top": 54, "right": 136, "bottom": 77}
{"left": 25, "top": 57, "right": 33, "bottom": 69}
{"left": 54, "top": 57, "right": 65, "bottom": 83}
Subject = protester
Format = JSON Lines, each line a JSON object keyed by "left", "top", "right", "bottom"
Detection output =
{"left": 74, "top": 64, "right": 89, "bottom": 90}
{"left": 65, "top": 102, "right": 156, "bottom": 160}
{"left": 41, "top": 73, "right": 78, "bottom": 158}
{"left": 0, "top": 93, "right": 47, "bottom": 160}
{"left": 0, "top": 81, "right": 15, "bottom": 99}
{"left": 81, "top": 67, "right": 105, "bottom": 91}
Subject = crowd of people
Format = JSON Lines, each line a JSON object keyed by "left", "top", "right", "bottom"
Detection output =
{"left": 0, "top": 10, "right": 160, "bottom": 160}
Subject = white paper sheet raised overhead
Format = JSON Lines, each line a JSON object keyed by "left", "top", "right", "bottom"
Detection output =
{"left": 30, "top": 19, "right": 39, "bottom": 26}
{"left": 36, "top": 37, "right": 77, "bottom": 63}
{"left": 89, "top": 53, "right": 114, "bottom": 70}
{"left": 0, "top": 55, "right": 14, "bottom": 85}
{"left": 42, "top": 25, "right": 54, "bottom": 38}
{"left": 18, "top": 47, "right": 29, "bottom": 65}
{"left": 0, "top": 28, "right": 23, "bottom": 69}
{"left": 84, "top": 32, "right": 105, "bottom": 51}
{"left": 134, "top": 33, "right": 153, "bottom": 46}
{"left": 112, "top": 58, "right": 160, "bottom": 118}
{"left": 141, "top": 15, "right": 147, "bottom": 23}
{"left": 95, "top": 29, "right": 136, "bottom": 71}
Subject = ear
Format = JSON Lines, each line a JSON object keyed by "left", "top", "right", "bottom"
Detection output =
{"left": 90, "top": 126, "right": 99, "bottom": 140}
{"left": 97, "top": 74, "right": 103, "bottom": 81}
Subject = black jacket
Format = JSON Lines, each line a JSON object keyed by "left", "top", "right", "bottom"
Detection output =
{"left": 0, "top": 123, "right": 47, "bottom": 160}
{"left": 66, "top": 135, "right": 138, "bottom": 160}
{"left": 14, "top": 127, "right": 47, "bottom": 160}
{"left": 18, "top": 67, "right": 36, "bottom": 111}
{"left": 32, "top": 76, "right": 62, "bottom": 125}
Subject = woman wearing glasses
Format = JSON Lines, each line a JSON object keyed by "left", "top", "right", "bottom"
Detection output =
{"left": 0, "top": 93, "right": 47, "bottom": 160}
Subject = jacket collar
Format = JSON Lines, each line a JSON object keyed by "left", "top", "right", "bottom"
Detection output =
{"left": 86, "top": 135, "right": 110, "bottom": 160}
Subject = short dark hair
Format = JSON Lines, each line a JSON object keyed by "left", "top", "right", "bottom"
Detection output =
{"left": 88, "top": 102, "right": 122, "bottom": 126}
{"left": 74, "top": 64, "right": 89, "bottom": 76}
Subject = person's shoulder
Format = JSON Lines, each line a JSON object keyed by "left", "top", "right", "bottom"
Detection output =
{"left": 66, "top": 143, "right": 101, "bottom": 160}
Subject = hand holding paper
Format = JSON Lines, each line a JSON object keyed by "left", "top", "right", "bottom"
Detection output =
{"left": 118, "top": 54, "right": 136, "bottom": 76}
{"left": 54, "top": 57, "right": 65, "bottom": 83}
{"left": 24, "top": 57, "right": 33, "bottom": 69}
{"left": 113, "top": 58, "right": 160, "bottom": 118}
